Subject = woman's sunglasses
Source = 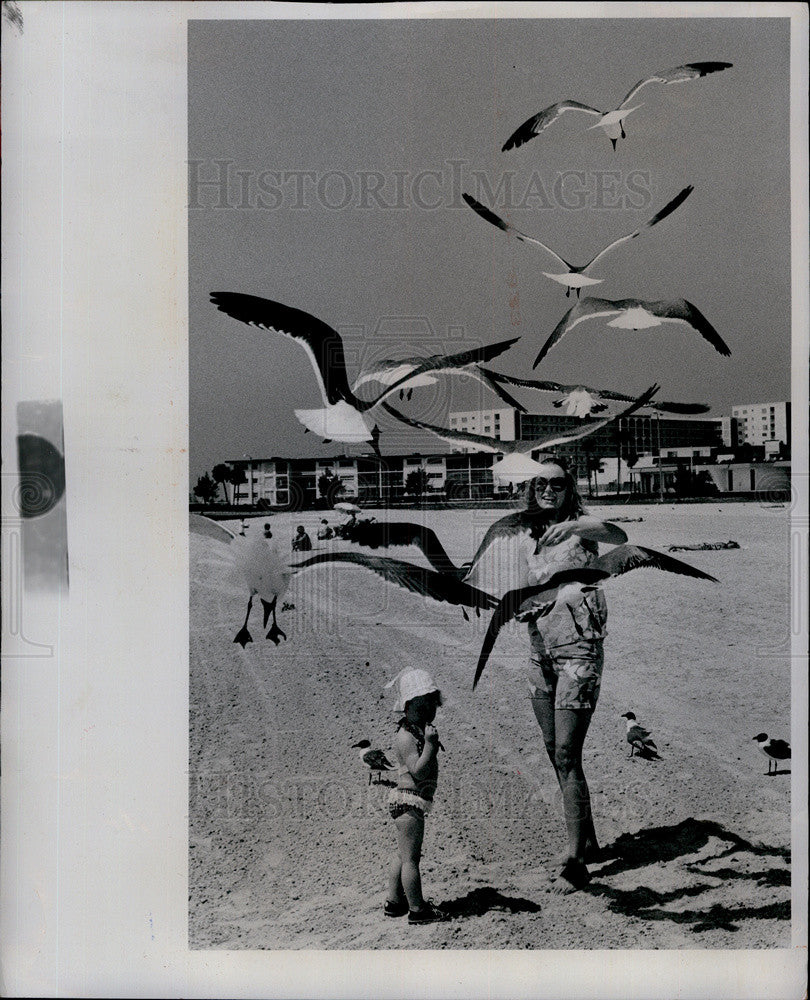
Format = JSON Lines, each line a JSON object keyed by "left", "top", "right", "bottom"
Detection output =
{"left": 534, "top": 477, "right": 567, "bottom": 493}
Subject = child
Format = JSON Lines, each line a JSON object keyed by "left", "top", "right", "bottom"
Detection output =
{"left": 384, "top": 669, "right": 450, "bottom": 924}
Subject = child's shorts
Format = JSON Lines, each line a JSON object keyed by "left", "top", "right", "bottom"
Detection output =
{"left": 388, "top": 787, "right": 433, "bottom": 819}
{"left": 526, "top": 589, "right": 607, "bottom": 712}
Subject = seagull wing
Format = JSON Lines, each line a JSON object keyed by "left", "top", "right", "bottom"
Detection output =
{"left": 581, "top": 185, "right": 694, "bottom": 271}
{"left": 462, "top": 193, "right": 573, "bottom": 270}
{"left": 473, "top": 569, "right": 608, "bottom": 688}
{"left": 342, "top": 520, "right": 461, "bottom": 576}
{"left": 595, "top": 543, "right": 719, "bottom": 582}
{"left": 619, "top": 61, "right": 733, "bottom": 108}
{"left": 768, "top": 739, "right": 791, "bottom": 758}
{"left": 366, "top": 336, "right": 521, "bottom": 410}
{"left": 647, "top": 299, "right": 732, "bottom": 357}
{"left": 289, "top": 551, "right": 498, "bottom": 610}
{"left": 517, "top": 385, "right": 660, "bottom": 451}
{"left": 462, "top": 511, "right": 536, "bottom": 585}
{"left": 502, "top": 100, "right": 603, "bottom": 151}
{"left": 190, "top": 513, "right": 237, "bottom": 545}
{"left": 485, "top": 374, "right": 709, "bottom": 415}
{"left": 381, "top": 402, "right": 507, "bottom": 453}
{"left": 210, "top": 292, "right": 355, "bottom": 407}
{"left": 532, "top": 297, "right": 625, "bottom": 367}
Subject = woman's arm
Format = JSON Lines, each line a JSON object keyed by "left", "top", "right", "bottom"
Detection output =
{"left": 539, "top": 515, "right": 628, "bottom": 547}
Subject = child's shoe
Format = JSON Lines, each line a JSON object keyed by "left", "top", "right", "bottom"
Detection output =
{"left": 384, "top": 899, "right": 409, "bottom": 918}
{"left": 407, "top": 900, "right": 450, "bottom": 924}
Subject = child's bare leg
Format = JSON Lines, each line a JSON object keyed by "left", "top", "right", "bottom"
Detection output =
{"left": 394, "top": 810, "right": 425, "bottom": 910}
{"left": 386, "top": 853, "right": 406, "bottom": 906}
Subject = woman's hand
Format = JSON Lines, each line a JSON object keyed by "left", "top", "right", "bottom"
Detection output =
{"left": 424, "top": 724, "right": 440, "bottom": 745}
{"left": 537, "top": 521, "right": 578, "bottom": 547}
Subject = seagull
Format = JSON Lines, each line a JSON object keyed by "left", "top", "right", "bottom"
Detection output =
{"left": 479, "top": 368, "right": 711, "bottom": 418}
{"left": 210, "top": 292, "right": 519, "bottom": 444}
{"left": 291, "top": 550, "right": 498, "bottom": 621}
{"left": 502, "top": 61, "right": 733, "bottom": 151}
{"left": 352, "top": 739, "right": 396, "bottom": 784}
{"left": 463, "top": 186, "right": 693, "bottom": 297}
{"left": 192, "top": 513, "right": 499, "bottom": 643}
{"left": 353, "top": 354, "right": 529, "bottom": 413}
{"left": 472, "top": 545, "right": 717, "bottom": 687}
{"left": 532, "top": 296, "right": 731, "bottom": 366}
{"left": 383, "top": 384, "right": 659, "bottom": 484}
{"left": 620, "top": 712, "right": 661, "bottom": 760}
{"left": 190, "top": 513, "right": 292, "bottom": 647}
{"left": 338, "top": 519, "right": 463, "bottom": 577}
{"left": 752, "top": 733, "right": 791, "bottom": 775}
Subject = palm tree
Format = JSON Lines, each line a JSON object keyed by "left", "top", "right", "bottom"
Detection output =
{"left": 193, "top": 473, "right": 217, "bottom": 507}
{"left": 212, "top": 463, "right": 231, "bottom": 504}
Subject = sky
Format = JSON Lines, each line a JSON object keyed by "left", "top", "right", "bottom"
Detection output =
{"left": 188, "top": 14, "right": 792, "bottom": 484}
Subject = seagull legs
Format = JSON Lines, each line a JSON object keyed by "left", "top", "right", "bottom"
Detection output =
{"left": 261, "top": 595, "right": 287, "bottom": 645}
{"left": 233, "top": 595, "right": 254, "bottom": 648}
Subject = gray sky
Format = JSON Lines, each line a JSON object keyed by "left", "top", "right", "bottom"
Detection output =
{"left": 189, "top": 15, "right": 791, "bottom": 483}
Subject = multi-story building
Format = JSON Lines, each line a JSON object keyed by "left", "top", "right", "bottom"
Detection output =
{"left": 730, "top": 402, "right": 790, "bottom": 449}
{"left": 448, "top": 407, "right": 516, "bottom": 442}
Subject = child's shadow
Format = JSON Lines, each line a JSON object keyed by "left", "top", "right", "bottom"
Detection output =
{"left": 439, "top": 886, "right": 541, "bottom": 918}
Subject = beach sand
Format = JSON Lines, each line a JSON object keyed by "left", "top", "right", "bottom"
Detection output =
{"left": 189, "top": 502, "right": 791, "bottom": 949}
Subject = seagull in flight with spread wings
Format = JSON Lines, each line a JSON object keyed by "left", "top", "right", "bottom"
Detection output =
{"left": 473, "top": 545, "right": 718, "bottom": 688}
{"left": 210, "top": 292, "right": 519, "bottom": 445}
{"left": 384, "top": 384, "right": 658, "bottom": 484}
{"left": 479, "top": 368, "right": 711, "bottom": 418}
{"left": 502, "top": 61, "right": 732, "bottom": 151}
{"left": 532, "top": 296, "right": 731, "bottom": 367}
{"left": 463, "top": 186, "right": 693, "bottom": 297}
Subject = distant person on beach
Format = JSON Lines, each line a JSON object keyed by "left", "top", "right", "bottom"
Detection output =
{"left": 291, "top": 525, "right": 312, "bottom": 552}
{"left": 317, "top": 519, "right": 334, "bottom": 540}
{"left": 383, "top": 669, "right": 450, "bottom": 924}
{"left": 263, "top": 523, "right": 273, "bottom": 539}
{"left": 515, "top": 459, "right": 627, "bottom": 893}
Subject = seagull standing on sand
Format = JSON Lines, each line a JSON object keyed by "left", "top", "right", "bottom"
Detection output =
{"left": 752, "top": 733, "right": 791, "bottom": 775}
{"left": 463, "top": 186, "right": 693, "bottom": 298}
{"left": 210, "top": 292, "right": 518, "bottom": 446}
{"left": 532, "top": 296, "right": 731, "bottom": 367}
{"left": 621, "top": 712, "right": 661, "bottom": 760}
{"left": 501, "top": 61, "right": 732, "bottom": 151}
{"left": 352, "top": 740, "right": 395, "bottom": 784}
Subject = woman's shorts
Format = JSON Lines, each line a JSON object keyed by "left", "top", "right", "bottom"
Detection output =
{"left": 526, "top": 589, "right": 607, "bottom": 711}
{"left": 388, "top": 787, "right": 433, "bottom": 819}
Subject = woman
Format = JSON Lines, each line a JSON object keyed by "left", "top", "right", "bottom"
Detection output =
{"left": 518, "top": 458, "right": 626, "bottom": 893}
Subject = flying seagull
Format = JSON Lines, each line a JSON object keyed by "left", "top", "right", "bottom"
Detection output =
{"left": 479, "top": 368, "right": 711, "bottom": 418}
{"left": 352, "top": 739, "right": 395, "bottom": 784}
{"left": 383, "top": 384, "right": 659, "bottom": 484}
{"left": 502, "top": 61, "right": 733, "bottom": 151}
{"left": 210, "top": 292, "right": 519, "bottom": 444}
{"left": 621, "top": 712, "right": 661, "bottom": 760}
{"left": 752, "top": 733, "right": 791, "bottom": 775}
{"left": 291, "top": 550, "right": 498, "bottom": 621}
{"left": 338, "top": 519, "right": 463, "bottom": 577}
{"left": 532, "top": 296, "right": 731, "bottom": 367}
{"left": 353, "top": 354, "right": 529, "bottom": 413}
{"left": 472, "top": 545, "right": 717, "bottom": 687}
{"left": 192, "top": 513, "right": 499, "bottom": 644}
{"left": 463, "top": 186, "right": 693, "bottom": 297}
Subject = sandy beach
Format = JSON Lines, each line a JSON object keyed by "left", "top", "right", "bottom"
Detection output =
{"left": 189, "top": 502, "right": 791, "bottom": 950}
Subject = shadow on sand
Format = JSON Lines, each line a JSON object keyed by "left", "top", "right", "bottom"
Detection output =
{"left": 439, "top": 886, "right": 542, "bottom": 918}
{"left": 588, "top": 817, "right": 790, "bottom": 933}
